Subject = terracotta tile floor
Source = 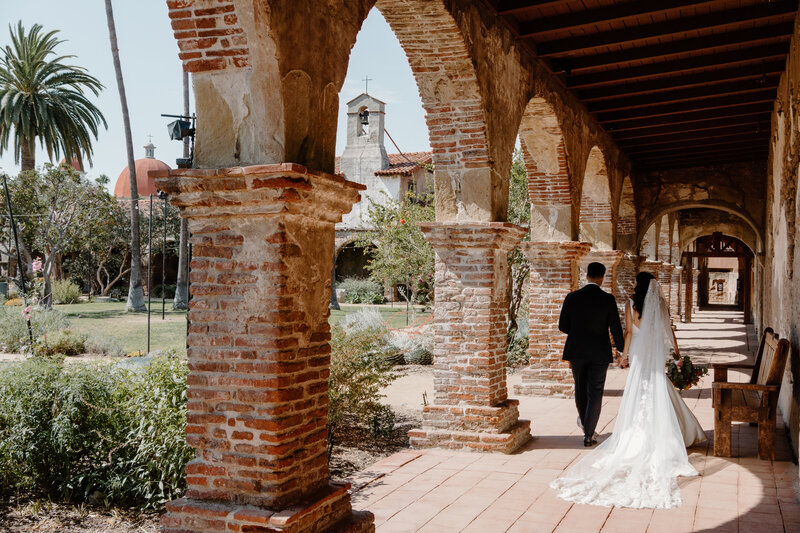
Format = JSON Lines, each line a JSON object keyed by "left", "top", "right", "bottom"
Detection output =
{"left": 349, "top": 311, "right": 800, "bottom": 532}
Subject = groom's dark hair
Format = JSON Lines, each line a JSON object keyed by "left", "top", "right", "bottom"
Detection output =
{"left": 587, "top": 262, "right": 606, "bottom": 279}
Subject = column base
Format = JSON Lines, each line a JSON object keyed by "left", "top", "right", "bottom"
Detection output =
{"left": 514, "top": 366, "right": 574, "bottom": 398}
{"left": 408, "top": 399, "right": 531, "bottom": 453}
{"left": 162, "top": 483, "right": 374, "bottom": 533}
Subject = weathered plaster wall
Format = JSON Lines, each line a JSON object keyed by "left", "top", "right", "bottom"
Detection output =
{"left": 765, "top": 13, "right": 800, "bottom": 460}
{"left": 634, "top": 161, "right": 766, "bottom": 253}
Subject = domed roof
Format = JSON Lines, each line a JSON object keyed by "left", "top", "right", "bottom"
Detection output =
{"left": 114, "top": 142, "right": 171, "bottom": 198}
{"left": 58, "top": 157, "right": 84, "bottom": 172}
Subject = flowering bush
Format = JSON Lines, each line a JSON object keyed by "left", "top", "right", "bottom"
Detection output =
{"left": 666, "top": 354, "right": 708, "bottom": 390}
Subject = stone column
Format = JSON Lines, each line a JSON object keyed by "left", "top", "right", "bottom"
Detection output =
{"left": 671, "top": 266, "right": 683, "bottom": 321}
{"left": 658, "top": 263, "right": 675, "bottom": 313}
{"left": 515, "top": 241, "right": 591, "bottom": 398}
{"left": 408, "top": 223, "right": 531, "bottom": 453}
{"left": 692, "top": 269, "right": 700, "bottom": 313}
{"left": 640, "top": 259, "right": 661, "bottom": 277}
{"left": 154, "top": 165, "right": 373, "bottom": 533}
{"left": 684, "top": 267, "right": 694, "bottom": 322}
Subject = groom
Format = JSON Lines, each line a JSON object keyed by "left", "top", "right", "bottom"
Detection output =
{"left": 558, "top": 262, "right": 625, "bottom": 447}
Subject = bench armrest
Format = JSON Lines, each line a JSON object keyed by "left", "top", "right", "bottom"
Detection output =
{"left": 711, "top": 362, "right": 755, "bottom": 369}
{"left": 712, "top": 382, "right": 779, "bottom": 393}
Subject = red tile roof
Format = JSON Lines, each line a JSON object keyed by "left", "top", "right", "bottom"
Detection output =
{"left": 334, "top": 151, "right": 432, "bottom": 177}
{"left": 376, "top": 152, "right": 432, "bottom": 176}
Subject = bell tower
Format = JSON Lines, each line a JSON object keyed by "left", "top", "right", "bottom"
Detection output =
{"left": 339, "top": 93, "right": 389, "bottom": 226}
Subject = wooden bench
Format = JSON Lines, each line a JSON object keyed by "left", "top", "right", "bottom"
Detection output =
{"left": 712, "top": 327, "right": 791, "bottom": 460}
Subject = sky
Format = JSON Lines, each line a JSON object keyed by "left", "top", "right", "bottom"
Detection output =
{"left": 0, "top": 3, "right": 429, "bottom": 190}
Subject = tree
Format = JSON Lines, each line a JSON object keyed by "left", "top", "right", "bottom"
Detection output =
{"left": 506, "top": 149, "right": 531, "bottom": 337}
{"left": 173, "top": 70, "right": 190, "bottom": 310}
{"left": 104, "top": 0, "right": 146, "bottom": 312}
{"left": 356, "top": 191, "right": 435, "bottom": 305}
{"left": 0, "top": 22, "right": 106, "bottom": 171}
{"left": 7, "top": 165, "right": 97, "bottom": 306}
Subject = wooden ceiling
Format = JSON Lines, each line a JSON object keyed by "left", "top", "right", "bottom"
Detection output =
{"left": 486, "top": 0, "right": 796, "bottom": 171}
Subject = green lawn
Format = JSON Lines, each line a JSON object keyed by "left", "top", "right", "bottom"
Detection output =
{"left": 52, "top": 301, "right": 430, "bottom": 356}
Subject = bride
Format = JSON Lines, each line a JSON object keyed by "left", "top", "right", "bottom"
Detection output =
{"left": 550, "top": 272, "right": 704, "bottom": 509}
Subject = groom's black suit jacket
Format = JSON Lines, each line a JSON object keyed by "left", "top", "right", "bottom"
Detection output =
{"left": 558, "top": 283, "right": 625, "bottom": 364}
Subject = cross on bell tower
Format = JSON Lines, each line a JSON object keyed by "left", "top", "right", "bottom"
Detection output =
{"left": 363, "top": 76, "right": 372, "bottom": 94}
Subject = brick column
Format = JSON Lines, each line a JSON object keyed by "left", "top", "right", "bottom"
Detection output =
{"left": 616, "top": 254, "right": 646, "bottom": 320}
{"left": 154, "top": 164, "right": 373, "bottom": 533}
{"left": 658, "top": 263, "right": 675, "bottom": 313}
{"left": 515, "top": 241, "right": 591, "bottom": 398}
{"left": 408, "top": 223, "right": 531, "bottom": 453}
{"left": 692, "top": 269, "right": 700, "bottom": 313}
{"left": 640, "top": 259, "right": 661, "bottom": 276}
{"left": 671, "top": 266, "right": 683, "bottom": 321}
{"left": 685, "top": 267, "right": 694, "bottom": 322}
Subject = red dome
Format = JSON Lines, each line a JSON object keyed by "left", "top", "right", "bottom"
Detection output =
{"left": 114, "top": 157, "right": 171, "bottom": 198}
{"left": 58, "top": 157, "right": 84, "bottom": 172}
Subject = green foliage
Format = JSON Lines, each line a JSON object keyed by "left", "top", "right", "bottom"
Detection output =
{"left": 507, "top": 150, "right": 531, "bottom": 338}
{"left": 0, "top": 306, "right": 67, "bottom": 353}
{"left": 0, "top": 22, "right": 106, "bottom": 169}
{"left": 35, "top": 328, "right": 87, "bottom": 357}
{"left": 0, "top": 355, "right": 192, "bottom": 507}
{"left": 355, "top": 191, "right": 434, "bottom": 304}
{"left": 52, "top": 279, "right": 82, "bottom": 304}
{"left": 338, "top": 277, "right": 384, "bottom": 304}
{"left": 83, "top": 334, "right": 125, "bottom": 357}
{"left": 328, "top": 320, "right": 400, "bottom": 451}
{"left": 506, "top": 335, "right": 529, "bottom": 368}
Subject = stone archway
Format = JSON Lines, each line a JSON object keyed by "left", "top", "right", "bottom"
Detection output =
{"left": 579, "top": 146, "right": 614, "bottom": 251}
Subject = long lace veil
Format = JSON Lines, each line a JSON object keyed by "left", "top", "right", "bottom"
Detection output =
{"left": 631, "top": 279, "right": 674, "bottom": 365}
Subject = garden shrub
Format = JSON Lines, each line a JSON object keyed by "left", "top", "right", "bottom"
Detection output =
{"left": 52, "top": 279, "right": 82, "bottom": 304}
{"left": 338, "top": 277, "right": 384, "bottom": 304}
{"left": 506, "top": 334, "right": 529, "bottom": 368}
{"left": 35, "top": 329, "right": 87, "bottom": 357}
{"left": 84, "top": 334, "right": 126, "bottom": 357}
{"left": 328, "top": 321, "right": 399, "bottom": 452}
{"left": 0, "top": 354, "right": 192, "bottom": 508}
{"left": 387, "top": 330, "right": 433, "bottom": 365}
{"left": 0, "top": 307, "right": 68, "bottom": 353}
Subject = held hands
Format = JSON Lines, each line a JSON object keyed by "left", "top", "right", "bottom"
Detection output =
{"left": 614, "top": 350, "right": 629, "bottom": 368}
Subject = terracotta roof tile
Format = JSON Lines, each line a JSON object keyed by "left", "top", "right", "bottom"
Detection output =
{"left": 376, "top": 152, "right": 433, "bottom": 176}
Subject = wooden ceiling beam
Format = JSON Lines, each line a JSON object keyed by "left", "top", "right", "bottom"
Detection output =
{"left": 535, "top": 0, "right": 797, "bottom": 56}
{"left": 624, "top": 135, "right": 771, "bottom": 156}
{"left": 559, "top": 22, "right": 794, "bottom": 68}
{"left": 606, "top": 103, "right": 774, "bottom": 132}
{"left": 519, "top": 0, "right": 713, "bottom": 38}
{"left": 637, "top": 155, "right": 766, "bottom": 171}
{"left": 610, "top": 114, "right": 771, "bottom": 138}
{"left": 617, "top": 124, "right": 770, "bottom": 147}
{"left": 495, "top": 0, "right": 565, "bottom": 15}
{"left": 568, "top": 43, "right": 788, "bottom": 89}
{"left": 633, "top": 146, "right": 767, "bottom": 164}
{"left": 578, "top": 61, "right": 787, "bottom": 102}
{"left": 588, "top": 78, "right": 779, "bottom": 113}
{"left": 597, "top": 90, "right": 776, "bottom": 123}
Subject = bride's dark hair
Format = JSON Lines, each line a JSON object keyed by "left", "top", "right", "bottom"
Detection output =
{"left": 631, "top": 271, "right": 656, "bottom": 317}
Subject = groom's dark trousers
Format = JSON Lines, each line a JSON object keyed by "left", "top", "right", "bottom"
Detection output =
{"left": 558, "top": 283, "right": 625, "bottom": 440}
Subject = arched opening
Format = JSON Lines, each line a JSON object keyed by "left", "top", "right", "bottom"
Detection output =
{"left": 517, "top": 97, "right": 573, "bottom": 241}
{"left": 578, "top": 146, "right": 613, "bottom": 250}
{"left": 334, "top": 241, "right": 376, "bottom": 282}
{"left": 684, "top": 233, "right": 755, "bottom": 324}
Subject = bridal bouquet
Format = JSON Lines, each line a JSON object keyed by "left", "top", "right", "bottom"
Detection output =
{"left": 666, "top": 354, "right": 708, "bottom": 390}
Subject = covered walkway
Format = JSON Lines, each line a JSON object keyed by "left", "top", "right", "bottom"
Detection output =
{"left": 349, "top": 311, "right": 799, "bottom": 532}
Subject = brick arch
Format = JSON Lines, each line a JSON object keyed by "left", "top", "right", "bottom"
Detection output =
{"left": 616, "top": 176, "right": 636, "bottom": 252}
{"left": 517, "top": 96, "right": 573, "bottom": 241}
{"left": 638, "top": 200, "right": 763, "bottom": 253}
{"left": 167, "top": 0, "right": 375, "bottom": 171}
{"left": 375, "top": 0, "right": 494, "bottom": 222}
{"left": 578, "top": 146, "right": 613, "bottom": 250}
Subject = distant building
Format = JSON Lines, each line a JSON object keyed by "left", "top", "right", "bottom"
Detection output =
{"left": 113, "top": 141, "right": 171, "bottom": 200}
{"left": 334, "top": 93, "right": 432, "bottom": 283}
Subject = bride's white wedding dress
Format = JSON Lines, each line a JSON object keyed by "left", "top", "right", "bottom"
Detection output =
{"left": 550, "top": 280, "right": 699, "bottom": 509}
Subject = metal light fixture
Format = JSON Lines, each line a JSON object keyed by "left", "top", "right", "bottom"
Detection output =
{"left": 162, "top": 113, "right": 196, "bottom": 168}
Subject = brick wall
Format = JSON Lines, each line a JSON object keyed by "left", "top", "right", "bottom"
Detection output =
{"left": 167, "top": 0, "right": 250, "bottom": 73}
{"left": 516, "top": 241, "right": 591, "bottom": 397}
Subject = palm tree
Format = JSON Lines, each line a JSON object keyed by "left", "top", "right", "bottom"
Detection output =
{"left": 0, "top": 22, "right": 106, "bottom": 171}
{"left": 104, "top": 0, "right": 145, "bottom": 312}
